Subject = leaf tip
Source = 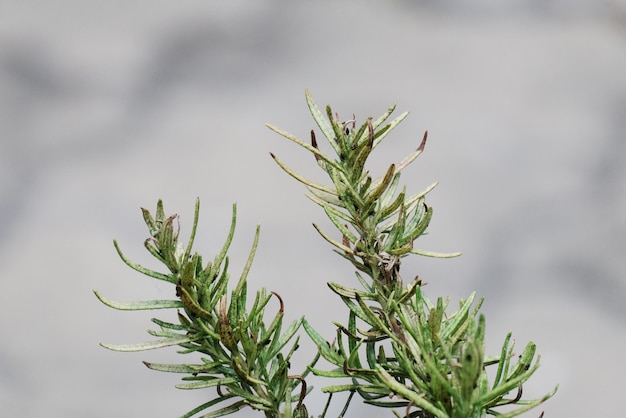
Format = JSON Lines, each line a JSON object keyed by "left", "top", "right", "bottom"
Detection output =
{"left": 417, "top": 131, "right": 428, "bottom": 152}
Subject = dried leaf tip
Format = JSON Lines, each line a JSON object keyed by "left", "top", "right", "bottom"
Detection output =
{"left": 310, "top": 130, "right": 322, "bottom": 163}
{"left": 418, "top": 131, "right": 428, "bottom": 152}
{"left": 271, "top": 291, "right": 285, "bottom": 313}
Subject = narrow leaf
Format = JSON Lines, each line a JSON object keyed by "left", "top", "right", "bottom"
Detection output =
{"left": 305, "top": 89, "right": 341, "bottom": 154}
{"left": 210, "top": 204, "right": 237, "bottom": 279}
{"left": 395, "top": 131, "right": 428, "bottom": 172}
{"left": 375, "top": 366, "right": 447, "bottom": 417}
{"left": 305, "top": 187, "right": 345, "bottom": 209}
{"left": 364, "top": 164, "right": 396, "bottom": 209}
{"left": 269, "top": 153, "right": 337, "bottom": 195}
{"left": 113, "top": 240, "right": 174, "bottom": 283}
{"left": 100, "top": 335, "right": 197, "bottom": 352}
{"left": 143, "top": 361, "right": 219, "bottom": 374}
{"left": 266, "top": 123, "right": 342, "bottom": 171}
{"left": 179, "top": 395, "right": 239, "bottom": 418}
{"left": 234, "top": 224, "right": 260, "bottom": 294}
{"left": 410, "top": 248, "right": 462, "bottom": 258}
{"left": 302, "top": 320, "right": 343, "bottom": 365}
{"left": 312, "top": 223, "right": 354, "bottom": 254}
{"left": 183, "top": 197, "right": 201, "bottom": 263}
{"left": 94, "top": 291, "right": 182, "bottom": 310}
{"left": 372, "top": 111, "right": 409, "bottom": 148}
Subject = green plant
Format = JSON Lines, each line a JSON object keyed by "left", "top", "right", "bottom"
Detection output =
{"left": 95, "top": 90, "right": 557, "bottom": 418}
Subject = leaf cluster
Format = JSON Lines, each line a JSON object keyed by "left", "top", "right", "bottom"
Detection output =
{"left": 267, "top": 91, "right": 458, "bottom": 299}
{"left": 96, "top": 90, "right": 557, "bottom": 418}
{"left": 266, "top": 91, "right": 557, "bottom": 417}
{"left": 95, "top": 200, "right": 307, "bottom": 418}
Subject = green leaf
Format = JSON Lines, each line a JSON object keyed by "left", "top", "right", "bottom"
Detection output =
{"left": 210, "top": 204, "right": 238, "bottom": 280}
{"left": 375, "top": 365, "right": 448, "bottom": 418}
{"left": 312, "top": 223, "right": 354, "bottom": 254}
{"left": 269, "top": 152, "right": 338, "bottom": 195}
{"left": 183, "top": 197, "right": 200, "bottom": 264}
{"left": 356, "top": 103, "right": 396, "bottom": 148}
{"left": 267, "top": 316, "right": 302, "bottom": 359}
{"left": 486, "top": 386, "right": 557, "bottom": 418}
{"left": 395, "top": 130, "right": 429, "bottom": 174}
{"left": 305, "top": 89, "right": 341, "bottom": 154}
{"left": 151, "top": 317, "right": 187, "bottom": 331}
{"left": 400, "top": 200, "right": 429, "bottom": 242}
{"left": 302, "top": 319, "right": 344, "bottom": 365}
{"left": 177, "top": 285, "right": 214, "bottom": 321}
{"left": 363, "top": 164, "right": 396, "bottom": 210}
{"left": 440, "top": 292, "right": 476, "bottom": 342}
{"left": 492, "top": 332, "right": 513, "bottom": 389}
{"left": 181, "top": 399, "right": 245, "bottom": 418}
{"left": 176, "top": 376, "right": 240, "bottom": 390}
{"left": 234, "top": 224, "right": 260, "bottom": 294}
{"left": 113, "top": 240, "right": 174, "bottom": 283}
{"left": 410, "top": 248, "right": 462, "bottom": 258}
{"left": 266, "top": 123, "right": 342, "bottom": 171}
{"left": 327, "top": 282, "right": 375, "bottom": 301}
{"left": 371, "top": 110, "right": 409, "bottom": 148}
{"left": 143, "top": 361, "right": 219, "bottom": 374}
{"left": 326, "top": 104, "right": 348, "bottom": 155}
{"left": 225, "top": 385, "right": 274, "bottom": 409}
{"left": 305, "top": 187, "right": 346, "bottom": 209}
{"left": 320, "top": 383, "right": 363, "bottom": 393}
{"left": 93, "top": 290, "right": 182, "bottom": 310}
{"left": 323, "top": 206, "right": 358, "bottom": 244}
{"left": 378, "top": 190, "right": 405, "bottom": 223}
{"left": 100, "top": 334, "right": 197, "bottom": 352}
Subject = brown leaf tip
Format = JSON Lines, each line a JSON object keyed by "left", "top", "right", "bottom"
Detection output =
{"left": 418, "top": 131, "right": 428, "bottom": 152}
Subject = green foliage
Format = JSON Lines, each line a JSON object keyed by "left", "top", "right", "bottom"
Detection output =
{"left": 266, "top": 90, "right": 557, "bottom": 417}
{"left": 95, "top": 200, "right": 308, "bottom": 417}
{"left": 96, "top": 91, "right": 556, "bottom": 418}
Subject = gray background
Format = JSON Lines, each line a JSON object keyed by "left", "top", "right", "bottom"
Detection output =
{"left": 1, "top": 1, "right": 625, "bottom": 416}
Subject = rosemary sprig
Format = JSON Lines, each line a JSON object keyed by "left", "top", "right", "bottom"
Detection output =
{"left": 267, "top": 90, "right": 557, "bottom": 417}
{"left": 95, "top": 200, "right": 309, "bottom": 418}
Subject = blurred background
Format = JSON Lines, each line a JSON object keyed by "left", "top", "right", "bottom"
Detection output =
{"left": 1, "top": 1, "right": 625, "bottom": 416}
